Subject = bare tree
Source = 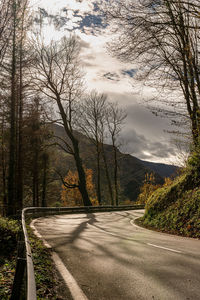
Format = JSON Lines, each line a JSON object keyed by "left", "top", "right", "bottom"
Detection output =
{"left": 78, "top": 92, "right": 127, "bottom": 205}
{"left": 33, "top": 37, "right": 92, "bottom": 206}
{"left": 99, "top": 117, "right": 114, "bottom": 206}
{"left": 0, "top": 107, "right": 8, "bottom": 216}
{"left": 105, "top": 0, "right": 200, "bottom": 147}
{"left": 41, "top": 152, "right": 49, "bottom": 207}
{"left": 4, "top": 0, "right": 31, "bottom": 215}
{"left": 106, "top": 102, "right": 126, "bottom": 206}
{"left": 15, "top": 0, "right": 31, "bottom": 212}
{"left": 0, "top": 0, "right": 12, "bottom": 67}
{"left": 78, "top": 91, "right": 107, "bottom": 205}
{"left": 0, "top": 0, "right": 57, "bottom": 214}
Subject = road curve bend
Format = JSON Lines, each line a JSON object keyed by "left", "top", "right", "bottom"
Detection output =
{"left": 32, "top": 210, "right": 200, "bottom": 300}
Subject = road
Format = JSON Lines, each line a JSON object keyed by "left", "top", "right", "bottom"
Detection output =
{"left": 33, "top": 210, "right": 200, "bottom": 300}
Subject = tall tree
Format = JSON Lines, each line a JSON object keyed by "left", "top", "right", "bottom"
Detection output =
{"left": 15, "top": 0, "right": 30, "bottom": 211}
{"left": 0, "top": 108, "right": 8, "bottom": 215}
{"left": 78, "top": 91, "right": 107, "bottom": 205}
{"left": 106, "top": 102, "right": 126, "bottom": 206}
{"left": 41, "top": 152, "right": 49, "bottom": 207}
{"left": 7, "top": 0, "right": 17, "bottom": 215}
{"left": 0, "top": 0, "right": 57, "bottom": 214}
{"left": 99, "top": 116, "right": 114, "bottom": 205}
{"left": 105, "top": 0, "right": 200, "bottom": 147}
{"left": 6, "top": 0, "right": 30, "bottom": 215}
{"left": 0, "top": 1, "right": 12, "bottom": 212}
{"left": 0, "top": 0, "right": 12, "bottom": 67}
{"left": 34, "top": 37, "right": 92, "bottom": 206}
{"left": 23, "top": 97, "right": 52, "bottom": 207}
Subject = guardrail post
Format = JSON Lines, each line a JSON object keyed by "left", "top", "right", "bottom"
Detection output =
{"left": 10, "top": 241, "right": 26, "bottom": 300}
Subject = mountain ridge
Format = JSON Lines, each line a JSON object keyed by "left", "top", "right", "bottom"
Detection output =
{"left": 52, "top": 124, "right": 177, "bottom": 203}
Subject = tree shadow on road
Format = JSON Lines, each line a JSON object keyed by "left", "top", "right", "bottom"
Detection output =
{"left": 38, "top": 211, "right": 200, "bottom": 300}
{"left": 67, "top": 213, "right": 98, "bottom": 244}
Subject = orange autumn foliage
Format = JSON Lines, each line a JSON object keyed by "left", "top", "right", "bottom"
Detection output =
{"left": 163, "top": 176, "right": 173, "bottom": 187}
{"left": 137, "top": 173, "right": 161, "bottom": 205}
{"left": 61, "top": 168, "right": 98, "bottom": 206}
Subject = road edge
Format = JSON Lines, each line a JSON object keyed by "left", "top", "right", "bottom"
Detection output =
{"left": 30, "top": 219, "right": 89, "bottom": 300}
{"left": 134, "top": 217, "right": 200, "bottom": 240}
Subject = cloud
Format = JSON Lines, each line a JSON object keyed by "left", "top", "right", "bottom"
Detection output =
{"left": 35, "top": 1, "right": 106, "bottom": 34}
{"left": 104, "top": 93, "right": 177, "bottom": 163}
{"left": 103, "top": 72, "right": 120, "bottom": 81}
{"left": 76, "top": 36, "right": 90, "bottom": 49}
{"left": 121, "top": 127, "right": 176, "bottom": 162}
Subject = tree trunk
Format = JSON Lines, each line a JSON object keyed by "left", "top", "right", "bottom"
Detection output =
{"left": 1, "top": 115, "right": 7, "bottom": 216}
{"left": 7, "top": 0, "right": 17, "bottom": 216}
{"left": 96, "top": 148, "right": 102, "bottom": 205}
{"left": 56, "top": 97, "right": 92, "bottom": 206}
{"left": 16, "top": 37, "right": 24, "bottom": 211}
{"left": 41, "top": 153, "right": 48, "bottom": 207}
{"left": 32, "top": 149, "right": 39, "bottom": 206}
{"left": 32, "top": 175, "right": 36, "bottom": 207}
{"left": 73, "top": 138, "right": 92, "bottom": 206}
{"left": 113, "top": 145, "right": 119, "bottom": 206}
{"left": 101, "top": 144, "right": 114, "bottom": 205}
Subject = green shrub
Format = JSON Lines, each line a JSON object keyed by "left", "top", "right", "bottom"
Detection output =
{"left": 141, "top": 149, "right": 200, "bottom": 238}
{"left": 0, "top": 217, "right": 20, "bottom": 258}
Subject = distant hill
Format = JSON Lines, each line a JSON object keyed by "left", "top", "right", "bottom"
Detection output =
{"left": 139, "top": 160, "right": 178, "bottom": 178}
{"left": 52, "top": 124, "right": 177, "bottom": 203}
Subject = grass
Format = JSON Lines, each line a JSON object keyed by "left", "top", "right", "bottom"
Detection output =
{"left": 140, "top": 164, "right": 200, "bottom": 238}
{"left": 0, "top": 216, "right": 70, "bottom": 299}
{"left": 0, "top": 217, "right": 20, "bottom": 299}
{"left": 27, "top": 223, "right": 70, "bottom": 299}
{"left": 0, "top": 257, "right": 17, "bottom": 299}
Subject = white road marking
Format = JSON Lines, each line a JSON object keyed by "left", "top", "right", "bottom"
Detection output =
{"left": 129, "top": 220, "right": 183, "bottom": 254}
{"left": 30, "top": 220, "right": 89, "bottom": 300}
{"left": 130, "top": 219, "right": 143, "bottom": 229}
{"left": 31, "top": 220, "right": 52, "bottom": 248}
{"left": 147, "top": 243, "right": 182, "bottom": 254}
{"left": 52, "top": 252, "right": 88, "bottom": 300}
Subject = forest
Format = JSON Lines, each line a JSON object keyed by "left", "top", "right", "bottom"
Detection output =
{"left": 0, "top": 0, "right": 134, "bottom": 216}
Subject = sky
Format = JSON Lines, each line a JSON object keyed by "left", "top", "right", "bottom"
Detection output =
{"left": 30, "top": 0, "right": 180, "bottom": 165}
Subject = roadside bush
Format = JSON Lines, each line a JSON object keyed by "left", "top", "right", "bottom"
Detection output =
{"left": 0, "top": 217, "right": 20, "bottom": 259}
{"left": 141, "top": 146, "right": 200, "bottom": 238}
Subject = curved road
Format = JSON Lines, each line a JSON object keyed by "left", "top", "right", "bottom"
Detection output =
{"left": 33, "top": 210, "right": 200, "bottom": 300}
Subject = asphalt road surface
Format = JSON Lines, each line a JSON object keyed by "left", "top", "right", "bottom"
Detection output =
{"left": 33, "top": 210, "right": 200, "bottom": 300}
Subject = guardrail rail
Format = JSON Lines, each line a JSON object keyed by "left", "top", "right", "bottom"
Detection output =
{"left": 11, "top": 208, "right": 37, "bottom": 300}
{"left": 11, "top": 204, "right": 144, "bottom": 299}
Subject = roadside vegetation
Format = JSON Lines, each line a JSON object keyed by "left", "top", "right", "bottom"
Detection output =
{"left": 27, "top": 224, "right": 70, "bottom": 299}
{"left": 137, "top": 144, "right": 200, "bottom": 238}
{"left": 0, "top": 216, "right": 69, "bottom": 299}
{"left": 0, "top": 217, "right": 20, "bottom": 299}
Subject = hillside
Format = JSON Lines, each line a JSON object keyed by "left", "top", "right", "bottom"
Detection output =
{"left": 140, "top": 150, "right": 200, "bottom": 238}
{"left": 52, "top": 124, "right": 177, "bottom": 203}
{"left": 140, "top": 160, "right": 178, "bottom": 178}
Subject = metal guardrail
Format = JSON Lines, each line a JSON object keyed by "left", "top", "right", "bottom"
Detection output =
{"left": 11, "top": 208, "right": 37, "bottom": 300}
{"left": 22, "top": 208, "right": 37, "bottom": 300}
{"left": 11, "top": 204, "right": 144, "bottom": 299}
{"left": 23, "top": 204, "right": 145, "bottom": 216}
